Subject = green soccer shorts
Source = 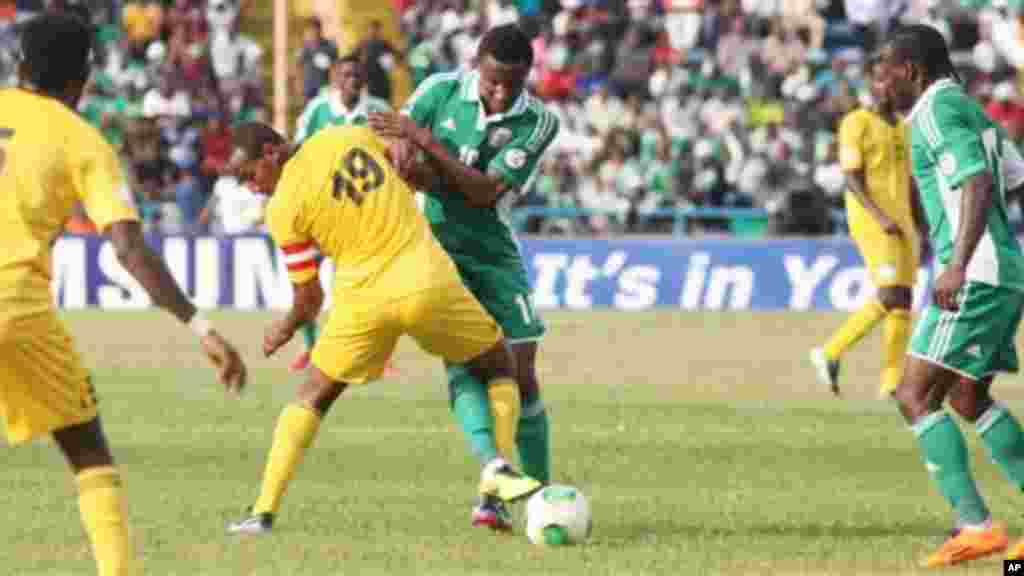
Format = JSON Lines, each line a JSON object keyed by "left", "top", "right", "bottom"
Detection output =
{"left": 449, "top": 253, "right": 545, "bottom": 344}
{"left": 909, "top": 281, "right": 1024, "bottom": 381}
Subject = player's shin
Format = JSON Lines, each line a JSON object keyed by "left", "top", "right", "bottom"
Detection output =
{"left": 977, "top": 402, "right": 1024, "bottom": 491}
{"left": 824, "top": 299, "right": 886, "bottom": 360}
{"left": 252, "top": 404, "right": 322, "bottom": 515}
{"left": 487, "top": 375, "right": 520, "bottom": 462}
{"left": 76, "top": 466, "right": 137, "bottom": 576}
{"left": 913, "top": 411, "right": 992, "bottom": 527}
{"left": 447, "top": 365, "right": 500, "bottom": 465}
{"left": 881, "top": 309, "right": 912, "bottom": 396}
{"left": 517, "top": 397, "right": 550, "bottom": 483}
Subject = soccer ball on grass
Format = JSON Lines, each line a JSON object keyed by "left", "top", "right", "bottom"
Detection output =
{"left": 525, "top": 484, "right": 591, "bottom": 546}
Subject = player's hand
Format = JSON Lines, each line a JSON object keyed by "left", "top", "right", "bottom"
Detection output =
{"left": 263, "top": 320, "right": 295, "bottom": 358}
{"left": 369, "top": 112, "right": 426, "bottom": 146}
{"left": 200, "top": 331, "right": 247, "bottom": 396}
{"left": 933, "top": 264, "right": 966, "bottom": 311}
{"left": 386, "top": 138, "right": 419, "bottom": 179}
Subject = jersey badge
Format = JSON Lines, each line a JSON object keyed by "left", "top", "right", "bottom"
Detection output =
{"left": 505, "top": 148, "right": 527, "bottom": 170}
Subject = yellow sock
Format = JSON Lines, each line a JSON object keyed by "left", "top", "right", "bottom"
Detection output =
{"left": 487, "top": 377, "right": 520, "bottom": 462}
{"left": 881, "top": 309, "right": 912, "bottom": 396}
{"left": 76, "top": 466, "right": 136, "bottom": 576}
{"left": 253, "top": 404, "right": 321, "bottom": 515}
{"left": 824, "top": 300, "right": 887, "bottom": 361}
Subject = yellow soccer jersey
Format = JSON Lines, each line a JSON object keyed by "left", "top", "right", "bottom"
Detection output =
{"left": 838, "top": 108, "right": 914, "bottom": 234}
{"left": 0, "top": 89, "right": 138, "bottom": 318}
{"left": 266, "top": 125, "right": 457, "bottom": 298}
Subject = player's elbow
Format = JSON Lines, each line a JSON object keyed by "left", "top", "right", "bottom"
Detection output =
{"left": 108, "top": 220, "right": 147, "bottom": 269}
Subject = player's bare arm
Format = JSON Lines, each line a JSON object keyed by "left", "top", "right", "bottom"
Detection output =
{"left": 934, "top": 170, "right": 994, "bottom": 311}
{"left": 264, "top": 277, "right": 324, "bottom": 357}
{"left": 109, "top": 220, "right": 247, "bottom": 393}
{"left": 844, "top": 167, "right": 903, "bottom": 236}
{"left": 369, "top": 111, "right": 510, "bottom": 207}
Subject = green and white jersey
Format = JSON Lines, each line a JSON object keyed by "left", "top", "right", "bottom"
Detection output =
{"left": 401, "top": 69, "right": 559, "bottom": 265}
{"left": 294, "top": 90, "right": 391, "bottom": 143}
{"left": 908, "top": 78, "right": 1024, "bottom": 291}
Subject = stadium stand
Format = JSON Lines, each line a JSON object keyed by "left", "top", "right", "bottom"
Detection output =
{"left": 9, "top": 0, "right": 1024, "bottom": 237}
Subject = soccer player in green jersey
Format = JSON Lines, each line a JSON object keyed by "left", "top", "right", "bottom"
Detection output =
{"left": 877, "top": 24, "right": 1024, "bottom": 566}
{"left": 289, "top": 52, "right": 392, "bottom": 373}
{"left": 370, "top": 24, "right": 558, "bottom": 531}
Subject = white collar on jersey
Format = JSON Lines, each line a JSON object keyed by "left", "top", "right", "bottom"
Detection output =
{"left": 463, "top": 69, "right": 529, "bottom": 130}
{"left": 328, "top": 89, "right": 367, "bottom": 120}
{"left": 907, "top": 77, "right": 958, "bottom": 123}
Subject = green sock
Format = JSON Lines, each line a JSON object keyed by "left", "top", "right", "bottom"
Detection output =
{"left": 517, "top": 399, "right": 550, "bottom": 483}
{"left": 978, "top": 401, "right": 1024, "bottom": 491}
{"left": 300, "top": 321, "right": 318, "bottom": 350}
{"left": 913, "top": 411, "right": 991, "bottom": 526}
{"left": 447, "top": 365, "right": 499, "bottom": 466}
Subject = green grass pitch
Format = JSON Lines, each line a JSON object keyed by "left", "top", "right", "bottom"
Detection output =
{"left": 4, "top": 310, "right": 1024, "bottom": 575}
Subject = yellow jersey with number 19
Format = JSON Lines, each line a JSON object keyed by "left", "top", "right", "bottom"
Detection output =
{"left": 266, "top": 125, "right": 460, "bottom": 301}
{"left": 0, "top": 89, "right": 138, "bottom": 320}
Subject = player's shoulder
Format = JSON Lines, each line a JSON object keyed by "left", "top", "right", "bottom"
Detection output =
{"left": 4, "top": 90, "right": 110, "bottom": 153}
{"left": 298, "top": 92, "right": 332, "bottom": 118}
{"left": 520, "top": 94, "right": 560, "bottom": 151}
{"left": 839, "top": 107, "right": 873, "bottom": 131}
{"left": 407, "top": 70, "right": 465, "bottom": 103}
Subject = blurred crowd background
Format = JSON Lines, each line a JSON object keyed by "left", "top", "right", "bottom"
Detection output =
{"left": 3, "top": 0, "right": 1024, "bottom": 237}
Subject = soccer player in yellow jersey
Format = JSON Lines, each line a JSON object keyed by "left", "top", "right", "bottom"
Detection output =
{"left": 0, "top": 15, "right": 247, "bottom": 576}
{"left": 811, "top": 54, "right": 922, "bottom": 398}
{"left": 225, "top": 122, "right": 541, "bottom": 534}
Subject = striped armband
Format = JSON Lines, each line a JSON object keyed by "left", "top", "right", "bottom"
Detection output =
{"left": 281, "top": 241, "right": 320, "bottom": 282}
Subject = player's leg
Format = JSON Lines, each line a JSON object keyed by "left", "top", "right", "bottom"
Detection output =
{"left": 229, "top": 365, "right": 346, "bottom": 534}
{"left": 402, "top": 285, "right": 540, "bottom": 503}
{"left": 230, "top": 305, "right": 398, "bottom": 534}
{"left": 812, "top": 238, "right": 887, "bottom": 391}
{"left": 877, "top": 285, "right": 913, "bottom": 397}
{"left": 445, "top": 361, "right": 501, "bottom": 466}
{"left": 0, "top": 312, "right": 138, "bottom": 576}
{"left": 53, "top": 417, "right": 138, "bottom": 576}
{"left": 510, "top": 340, "right": 550, "bottom": 484}
{"left": 897, "top": 287, "right": 1010, "bottom": 566}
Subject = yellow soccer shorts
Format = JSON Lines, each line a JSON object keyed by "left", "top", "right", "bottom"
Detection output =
{"left": 0, "top": 311, "right": 95, "bottom": 445}
{"left": 311, "top": 282, "right": 503, "bottom": 385}
{"left": 851, "top": 221, "right": 919, "bottom": 288}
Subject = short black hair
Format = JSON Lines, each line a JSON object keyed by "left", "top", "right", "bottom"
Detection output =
{"left": 20, "top": 14, "right": 94, "bottom": 93}
{"left": 885, "top": 24, "right": 960, "bottom": 83}
{"left": 337, "top": 51, "right": 361, "bottom": 67}
{"left": 232, "top": 122, "right": 287, "bottom": 162}
{"left": 478, "top": 23, "right": 534, "bottom": 68}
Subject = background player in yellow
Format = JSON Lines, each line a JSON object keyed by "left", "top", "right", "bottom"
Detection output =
{"left": 225, "top": 122, "right": 541, "bottom": 534}
{"left": 811, "top": 54, "right": 921, "bottom": 398}
{"left": 0, "top": 14, "right": 247, "bottom": 576}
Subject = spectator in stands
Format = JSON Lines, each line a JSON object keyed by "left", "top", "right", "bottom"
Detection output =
{"left": 360, "top": 19, "right": 401, "bottom": 105}
{"left": 295, "top": 17, "right": 338, "bottom": 105}
{"left": 121, "top": 0, "right": 161, "bottom": 59}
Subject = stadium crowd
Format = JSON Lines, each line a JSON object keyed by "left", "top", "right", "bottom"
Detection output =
{"left": 5, "top": 0, "right": 1024, "bottom": 236}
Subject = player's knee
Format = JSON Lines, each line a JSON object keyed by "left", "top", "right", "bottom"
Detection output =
{"left": 948, "top": 377, "right": 993, "bottom": 423}
{"left": 878, "top": 287, "right": 912, "bottom": 311}
{"left": 893, "top": 380, "right": 935, "bottom": 422}
{"left": 296, "top": 368, "right": 347, "bottom": 415}
{"left": 52, "top": 417, "right": 114, "bottom": 473}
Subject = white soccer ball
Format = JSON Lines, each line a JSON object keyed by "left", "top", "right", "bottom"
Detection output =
{"left": 525, "top": 485, "right": 591, "bottom": 546}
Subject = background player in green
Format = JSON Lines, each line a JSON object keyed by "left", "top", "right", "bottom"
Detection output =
{"left": 370, "top": 23, "right": 559, "bottom": 531}
{"left": 877, "top": 24, "right": 1024, "bottom": 567}
{"left": 289, "top": 52, "right": 391, "bottom": 373}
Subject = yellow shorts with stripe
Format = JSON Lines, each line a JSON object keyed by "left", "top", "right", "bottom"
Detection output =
{"left": 312, "top": 282, "right": 503, "bottom": 385}
{"left": 0, "top": 311, "right": 95, "bottom": 445}
{"left": 850, "top": 220, "right": 919, "bottom": 288}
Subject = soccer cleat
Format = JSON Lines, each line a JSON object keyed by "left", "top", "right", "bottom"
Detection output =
{"left": 1007, "top": 538, "right": 1024, "bottom": 561}
{"left": 479, "top": 459, "right": 543, "bottom": 503}
{"left": 227, "top": 510, "right": 275, "bottom": 535}
{"left": 472, "top": 494, "right": 513, "bottom": 532}
{"left": 289, "top": 351, "right": 311, "bottom": 373}
{"left": 921, "top": 522, "right": 1007, "bottom": 567}
{"left": 810, "top": 347, "right": 841, "bottom": 396}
